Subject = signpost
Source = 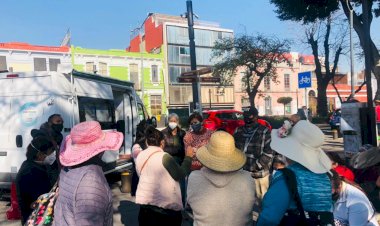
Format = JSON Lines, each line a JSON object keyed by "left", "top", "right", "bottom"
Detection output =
{"left": 298, "top": 71, "right": 312, "bottom": 107}
{"left": 177, "top": 67, "right": 217, "bottom": 112}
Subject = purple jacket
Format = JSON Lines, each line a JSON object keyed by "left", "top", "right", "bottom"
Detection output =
{"left": 53, "top": 164, "right": 113, "bottom": 226}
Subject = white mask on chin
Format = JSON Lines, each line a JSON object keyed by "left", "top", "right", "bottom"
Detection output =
{"left": 43, "top": 151, "right": 56, "bottom": 165}
{"left": 168, "top": 122, "right": 177, "bottom": 130}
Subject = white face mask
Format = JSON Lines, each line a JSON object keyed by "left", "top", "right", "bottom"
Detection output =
{"left": 168, "top": 122, "right": 178, "bottom": 130}
{"left": 43, "top": 151, "right": 56, "bottom": 165}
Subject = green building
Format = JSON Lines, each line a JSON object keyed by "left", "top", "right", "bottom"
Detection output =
{"left": 71, "top": 46, "right": 167, "bottom": 124}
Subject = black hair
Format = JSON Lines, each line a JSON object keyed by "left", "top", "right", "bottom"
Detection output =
{"left": 145, "top": 126, "right": 164, "bottom": 147}
{"left": 243, "top": 107, "right": 258, "bottom": 118}
{"left": 48, "top": 114, "right": 62, "bottom": 123}
{"left": 188, "top": 112, "right": 203, "bottom": 124}
{"left": 329, "top": 169, "right": 365, "bottom": 194}
{"left": 134, "top": 120, "right": 148, "bottom": 149}
{"left": 326, "top": 152, "right": 345, "bottom": 166}
{"left": 26, "top": 136, "right": 54, "bottom": 160}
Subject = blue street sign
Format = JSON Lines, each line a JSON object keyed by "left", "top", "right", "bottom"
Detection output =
{"left": 298, "top": 71, "right": 312, "bottom": 88}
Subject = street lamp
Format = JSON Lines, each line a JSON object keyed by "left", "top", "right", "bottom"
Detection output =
{"left": 346, "top": 0, "right": 355, "bottom": 99}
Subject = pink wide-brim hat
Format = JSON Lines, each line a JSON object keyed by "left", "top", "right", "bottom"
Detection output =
{"left": 60, "top": 121, "right": 123, "bottom": 167}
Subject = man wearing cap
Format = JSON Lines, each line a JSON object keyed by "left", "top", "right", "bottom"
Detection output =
{"left": 187, "top": 131, "right": 255, "bottom": 226}
{"left": 233, "top": 107, "right": 273, "bottom": 220}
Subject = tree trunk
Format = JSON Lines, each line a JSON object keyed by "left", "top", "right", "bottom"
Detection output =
{"left": 249, "top": 90, "right": 258, "bottom": 108}
{"left": 340, "top": 0, "right": 380, "bottom": 99}
{"left": 283, "top": 104, "right": 286, "bottom": 116}
{"left": 317, "top": 80, "right": 329, "bottom": 117}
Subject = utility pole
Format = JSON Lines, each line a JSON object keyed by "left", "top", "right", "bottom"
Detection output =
{"left": 346, "top": 0, "right": 355, "bottom": 99}
{"left": 362, "top": 0, "right": 377, "bottom": 146}
{"left": 186, "top": 0, "right": 201, "bottom": 113}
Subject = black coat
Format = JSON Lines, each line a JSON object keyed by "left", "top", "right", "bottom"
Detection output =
{"left": 16, "top": 160, "right": 55, "bottom": 224}
{"left": 162, "top": 127, "right": 186, "bottom": 164}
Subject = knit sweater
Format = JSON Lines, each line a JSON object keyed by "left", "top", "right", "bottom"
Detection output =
{"left": 187, "top": 168, "right": 255, "bottom": 226}
{"left": 257, "top": 163, "right": 333, "bottom": 226}
{"left": 53, "top": 164, "right": 113, "bottom": 226}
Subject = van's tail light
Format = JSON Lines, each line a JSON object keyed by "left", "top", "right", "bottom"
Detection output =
{"left": 7, "top": 74, "right": 19, "bottom": 78}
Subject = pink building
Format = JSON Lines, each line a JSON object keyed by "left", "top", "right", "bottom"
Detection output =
{"left": 234, "top": 52, "right": 317, "bottom": 116}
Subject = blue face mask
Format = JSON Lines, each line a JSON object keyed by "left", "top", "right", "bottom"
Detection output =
{"left": 191, "top": 122, "right": 202, "bottom": 133}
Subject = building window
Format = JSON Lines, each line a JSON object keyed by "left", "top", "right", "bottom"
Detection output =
{"left": 34, "top": 58, "right": 47, "bottom": 71}
{"left": 284, "top": 74, "right": 290, "bottom": 90}
{"left": 151, "top": 65, "right": 158, "bottom": 83}
{"left": 0, "top": 56, "right": 7, "bottom": 71}
{"left": 265, "top": 96, "right": 272, "bottom": 115}
{"left": 49, "top": 59, "right": 61, "bottom": 72}
{"left": 264, "top": 76, "right": 271, "bottom": 91}
{"left": 169, "top": 65, "right": 191, "bottom": 83}
{"left": 129, "top": 64, "right": 140, "bottom": 90}
{"left": 86, "top": 62, "right": 95, "bottom": 73}
{"left": 150, "top": 95, "right": 162, "bottom": 116}
{"left": 99, "top": 62, "right": 107, "bottom": 75}
{"left": 285, "top": 103, "right": 292, "bottom": 114}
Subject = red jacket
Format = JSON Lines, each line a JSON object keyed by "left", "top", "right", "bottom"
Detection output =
{"left": 258, "top": 119, "right": 272, "bottom": 132}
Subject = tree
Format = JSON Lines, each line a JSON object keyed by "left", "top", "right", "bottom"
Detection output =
{"left": 271, "top": 0, "right": 380, "bottom": 100}
{"left": 212, "top": 34, "right": 291, "bottom": 107}
{"left": 303, "top": 15, "right": 347, "bottom": 116}
{"left": 277, "top": 97, "right": 293, "bottom": 115}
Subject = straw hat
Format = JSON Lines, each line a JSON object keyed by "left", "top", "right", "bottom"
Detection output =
{"left": 60, "top": 121, "right": 123, "bottom": 166}
{"left": 271, "top": 120, "right": 331, "bottom": 174}
{"left": 196, "top": 131, "right": 246, "bottom": 172}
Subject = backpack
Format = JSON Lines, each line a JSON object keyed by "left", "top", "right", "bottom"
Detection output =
{"left": 279, "top": 168, "right": 334, "bottom": 226}
{"left": 25, "top": 183, "right": 58, "bottom": 226}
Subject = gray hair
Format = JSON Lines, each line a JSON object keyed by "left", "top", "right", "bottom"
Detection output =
{"left": 168, "top": 113, "right": 179, "bottom": 122}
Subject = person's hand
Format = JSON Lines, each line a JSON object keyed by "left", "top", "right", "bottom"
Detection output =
{"left": 185, "top": 147, "right": 195, "bottom": 158}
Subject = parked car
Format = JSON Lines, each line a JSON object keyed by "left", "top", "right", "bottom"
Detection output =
{"left": 203, "top": 110, "right": 272, "bottom": 135}
{"left": 329, "top": 109, "right": 341, "bottom": 130}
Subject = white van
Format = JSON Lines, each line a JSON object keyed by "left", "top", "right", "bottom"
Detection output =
{"left": 0, "top": 69, "right": 155, "bottom": 188}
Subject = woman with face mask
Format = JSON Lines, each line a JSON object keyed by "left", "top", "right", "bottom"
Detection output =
{"left": 183, "top": 112, "right": 213, "bottom": 171}
{"left": 162, "top": 113, "right": 186, "bottom": 164}
{"left": 16, "top": 136, "right": 57, "bottom": 224}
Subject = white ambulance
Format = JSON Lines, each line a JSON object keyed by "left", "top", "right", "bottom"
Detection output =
{"left": 0, "top": 68, "right": 155, "bottom": 188}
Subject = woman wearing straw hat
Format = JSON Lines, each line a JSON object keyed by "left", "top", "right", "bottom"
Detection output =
{"left": 187, "top": 131, "right": 255, "bottom": 226}
{"left": 54, "top": 121, "right": 123, "bottom": 226}
{"left": 257, "top": 120, "right": 334, "bottom": 226}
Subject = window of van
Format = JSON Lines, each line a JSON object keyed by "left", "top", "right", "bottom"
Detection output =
{"left": 137, "top": 103, "right": 146, "bottom": 122}
{"left": 78, "top": 97, "right": 115, "bottom": 130}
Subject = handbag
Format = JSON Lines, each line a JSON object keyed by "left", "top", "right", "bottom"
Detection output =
{"left": 279, "top": 168, "right": 334, "bottom": 226}
{"left": 25, "top": 183, "right": 58, "bottom": 226}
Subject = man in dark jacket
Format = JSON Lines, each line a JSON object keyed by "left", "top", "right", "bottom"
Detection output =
{"left": 233, "top": 107, "right": 273, "bottom": 222}
{"left": 31, "top": 114, "right": 64, "bottom": 147}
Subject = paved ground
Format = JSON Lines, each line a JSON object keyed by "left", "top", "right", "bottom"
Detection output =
{"left": 0, "top": 124, "right": 343, "bottom": 226}
{"left": 318, "top": 124, "right": 344, "bottom": 152}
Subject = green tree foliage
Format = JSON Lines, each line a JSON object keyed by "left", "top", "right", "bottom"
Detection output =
{"left": 277, "top": 97, "right": 293, "bottom": 115}
{"left": 271, "top": 0, "right": 380, "bottom": 100}
{"left": 212, "top": 34, "right": 291, "bottom": 107}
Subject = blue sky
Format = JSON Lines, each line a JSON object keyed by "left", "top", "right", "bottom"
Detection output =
{"left": 1, "top": 0, "right": 379, "bottom": 71}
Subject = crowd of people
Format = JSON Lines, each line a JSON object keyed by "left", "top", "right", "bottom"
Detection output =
{"left": 14, "top": 108, "right": 380, "bottom": 226}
